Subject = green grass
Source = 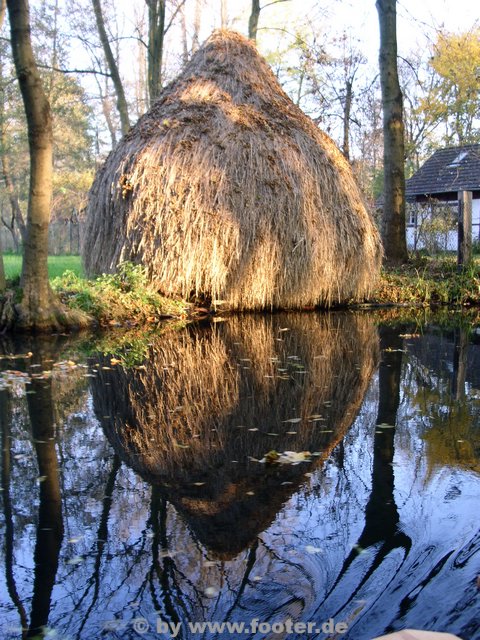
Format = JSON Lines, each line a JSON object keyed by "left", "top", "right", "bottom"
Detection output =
{"left": 3, "top": 254, "right": 82, "bottom": 280}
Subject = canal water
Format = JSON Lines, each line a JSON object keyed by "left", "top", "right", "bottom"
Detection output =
{"left": 0, "top": 312, "right": 479, "bottom": 639}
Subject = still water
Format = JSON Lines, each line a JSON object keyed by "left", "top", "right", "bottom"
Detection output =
{"left": 0, "top": 312, "right": 479, "bottom": 640}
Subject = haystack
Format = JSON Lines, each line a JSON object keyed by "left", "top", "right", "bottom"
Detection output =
{"left": 83, "top": 30, "right": 382, "bottom": 309}
{"left": 91, "top": 313, "right": 378, "bottom": 555}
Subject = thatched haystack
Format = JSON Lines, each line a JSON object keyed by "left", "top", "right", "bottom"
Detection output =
{"left": 83, "top": 30, "right": 382, "bottom": 309}
{"left": 91, "top": 313, "right": 378, "bottom": 556}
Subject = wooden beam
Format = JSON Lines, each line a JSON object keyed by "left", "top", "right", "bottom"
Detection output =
{"left": 458, "top": 190, "right": 472, "bottom": 269}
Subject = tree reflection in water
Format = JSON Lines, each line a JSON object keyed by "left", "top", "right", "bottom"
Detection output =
{"left": 0, "top": 314, "right": 479, "bottom": 640}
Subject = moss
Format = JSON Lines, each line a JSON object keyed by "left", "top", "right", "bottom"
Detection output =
{"left": 51, "top": 262, "right": 190, "bottom": 326}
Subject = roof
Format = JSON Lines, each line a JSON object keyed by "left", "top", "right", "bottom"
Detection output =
{"left": 406, "top": 144, "right": 480, "bottom": 201}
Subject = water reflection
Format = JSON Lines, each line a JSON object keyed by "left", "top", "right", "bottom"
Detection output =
{"left": 0, "top": 314, "right": 479, "bottom": 640}
{"left": 92, "top": 314, "right": 378, "bottom": 557}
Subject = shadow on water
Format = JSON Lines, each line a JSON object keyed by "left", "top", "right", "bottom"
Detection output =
{"left": 0, "top": 314, "right": 479, "bottom": 639}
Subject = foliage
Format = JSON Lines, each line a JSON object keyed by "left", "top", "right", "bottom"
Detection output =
{"left": 419, "top": 29, "right": 480, "bottom": 145}
{"left": 371, "top": 256, "right": 480, "bottom": 306}
{"left": 51, "top": 262, "right": 189, "bottom": 325}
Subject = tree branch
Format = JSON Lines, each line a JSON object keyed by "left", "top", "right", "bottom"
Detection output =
{"left": 261, "top": 0, "right": 290, "bottom": 10}
{"left": 37, "top": 63, "right": 112, "bottom": 77}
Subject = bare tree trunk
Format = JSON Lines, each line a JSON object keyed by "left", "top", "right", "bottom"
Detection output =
{"left": 342, "top": 79, "right": 352, "bottom": 160}
{"left": 248, "top": 0, "right": 260, "bottom": 42}
{"left": 192, "top": 0, "right": 201, "bottom": 53}
{"left": 180, "top": 4, "right": 189, "bottom": 65}
{"left": 5, "top": 0, "right": 89, "bottom": 331}
{"left": 0, "top": 232, "right": 5, "bottom": 291}
{"left": 0, "top": 0, "right": 8, "bottom": 286}
{"left": 92, "top": 0, "right": 130, "bottom": 136}
{"left": 220, "top": 0, "right": 228, "bottom": 28}
{"left": 1, "top": 49, "right": 27, "bottom": 246}
{"left": 376, "top": 0, "right": 408, "bottom": 265}
{"left": 146, "top": 0, "right": 166, "bottom": 106}
{"left": 94, "top": 73, "right": 118, "bottom": 147}
{"left": 0, "top": 146, "right": 27, "bottom": 246}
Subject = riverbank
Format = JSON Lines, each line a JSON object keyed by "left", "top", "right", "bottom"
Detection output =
{"left": 2, "top": 255, "right": 480, "bottom": 329}
{"left": 369, "top": 255, "right": 480, "bottom": 307}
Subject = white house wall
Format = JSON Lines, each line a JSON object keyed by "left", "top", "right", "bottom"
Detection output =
{"left": 407, "top": 199, "right": 480, "bottom": 251}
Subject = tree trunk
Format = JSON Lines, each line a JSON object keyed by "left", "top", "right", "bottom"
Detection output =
{"left": 5, "top": 0, "right": 89, "bottom": 331}
{"left": 0, "top": 145, "right": 27, "bottom": 246}
{"left": 0, "top": 0, "right": 9, "bottom": 286}
{"left": 248, "top": 0, "right": 260, "bottom": 42}
{"left": 146, "top": 0, "right": 166, "bottom": 106}
{"left": 376, "top": 0, "right": 408, "bottom": 265}
{"left": 92, "top": 0, "right": 130, "bottom": 136}
{"left": 342, "top": 79, "right": 352, "bottom": 160}
{"left": 26, "top": 374, "right": 64, "bottom": 637}
{"left": 0, "top": 231, "right": 5, "bottom": 291}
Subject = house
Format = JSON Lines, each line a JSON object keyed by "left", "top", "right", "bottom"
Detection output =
{"left": 405, "top": 144, "right": 480, "bottom": 251}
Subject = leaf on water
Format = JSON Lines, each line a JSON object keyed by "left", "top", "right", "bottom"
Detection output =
{"left": 267, "top": 432, "right": 279, "bottom": 436}
{"left": 246, "top": 491, "right": 255, "bottom": 496}
{"left": 283, "top": 418, "right": 302, "bottom": 423}
{"left": 261, "top": 450, "right": 312, "bottom": 465}
{"left": 376, "top": 423, "right": 395, "bottom": 428}
{"left": 68, "top": 536, "right": 83, "bottom": 544}
{"left": 202, "top": 560, "right": 217, "bottom": 568}
{"left": 305, "top": 545, "right": 323, "bottom": 554}
{"left": 252, "top": 575, "right": 262, "bottom": 581}
{"left": 278, "top": 328, "right": 290, "bottom": 332}
{"left": 66, "top": 556, "right": 84, "bottom": 565}
{"left": 174, "top": 443, "right": 190, "bottom": 449}
{"left": 204, "top": 587, "right": 219, "bottom": 598}
{"left": 248, "top": 428, "right": 259, "bottom": 432}
{"left": 192, "top": 482, "right": 205, "bottom": 486}
{"left": 36, "top": 475, "right": 48, "bottom": 483}
{"left": 286, "top": 431, "right": 297, "bottom": 435}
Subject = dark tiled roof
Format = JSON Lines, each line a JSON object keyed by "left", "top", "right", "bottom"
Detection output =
{"left": 406, "top": 144, "right": 480, "bottom": 199}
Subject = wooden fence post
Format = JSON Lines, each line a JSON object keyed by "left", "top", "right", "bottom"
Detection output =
{"left": 457, "top": 190, "right": 472, "bottom": 270}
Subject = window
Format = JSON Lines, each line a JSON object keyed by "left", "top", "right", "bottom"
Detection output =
{"left": 448, "top": 150, "right": 469, "bottom": 167}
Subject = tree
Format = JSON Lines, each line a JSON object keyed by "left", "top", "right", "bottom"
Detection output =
{"left": 4, "top": 0, "right": 88, "bottom": 330}
{"left": 145, "top": 0, "right": 188, "bottom": 107}
{"left": 0, "top": 0, "right": 7, "bottom": 287}
{"left": 91, "top": 0, "right": 131, "bottom": 136}
{"left": 422, "top": 29, "right": 480, "bottom": 145}
{"left": 376, "top": 0, "right": 408, "bottom": 265}
{"left": 248, "top": 0, "right": 290, "bottom": 43}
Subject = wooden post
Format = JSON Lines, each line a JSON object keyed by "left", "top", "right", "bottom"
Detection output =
{"left": 458, "top": 190, "right": 472, "bottom": 269}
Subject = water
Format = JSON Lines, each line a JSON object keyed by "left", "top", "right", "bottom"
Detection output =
{"left": 0, "top": 312, "right": 479, "bottom": 640}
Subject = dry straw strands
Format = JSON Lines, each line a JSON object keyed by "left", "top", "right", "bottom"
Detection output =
{"left": 91, "top": 313, "right": 378, "bottom": 555}
{"left": 84, "top": 30, "right": 382, "bottom": 310}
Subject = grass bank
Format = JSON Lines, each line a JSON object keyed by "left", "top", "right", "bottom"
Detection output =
{"left": 369, "top": 255, "right": 480, "bottom": 307}
{"left": 3, "top": 254, "right": 83, "bottom": 280}
{"left": 3, "top": 254, "right": 480, "bottom": 328}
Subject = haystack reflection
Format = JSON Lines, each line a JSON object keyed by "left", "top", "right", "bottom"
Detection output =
{"left": 92, "top": 313, "right": 378, "bottom": 557}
